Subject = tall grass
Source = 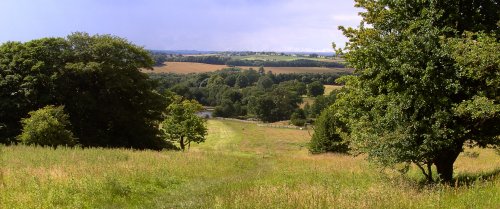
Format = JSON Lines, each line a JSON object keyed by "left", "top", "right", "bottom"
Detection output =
{"left": 1, "top": 120, "right": 499, "bottom": 208}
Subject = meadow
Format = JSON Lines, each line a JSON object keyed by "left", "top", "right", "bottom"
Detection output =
{"left": 231, "top": 55, "right": 341, "bottom": 63}
{"left": 152, "top": 62, "right": 353, "bottom": 74}
{"left": 1, "top": 120, "right": 499, "bottom": 208}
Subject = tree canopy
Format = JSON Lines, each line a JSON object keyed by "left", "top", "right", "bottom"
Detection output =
{"left": 333, "top": 0, "right": 500, "bottom": 182}
{"left": 0, "top": 33, "right": 169, "bottom": 149}
{"left": 161, "top": 97, "right": 207, "bottom": 151}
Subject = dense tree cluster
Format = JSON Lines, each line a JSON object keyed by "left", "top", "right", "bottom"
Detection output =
{"left": 148, "top": 68, "right": 338, "bottom": 122}
{"left": 0, "top": 33, "right": 174, "bottom": 150}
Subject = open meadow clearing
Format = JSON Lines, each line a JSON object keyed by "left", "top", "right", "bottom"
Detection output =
{"left": 1, "top": 120, "right": 499, "bottom": 208}
{"left": 152, "top": 62, "right": 353, "bottom": 74}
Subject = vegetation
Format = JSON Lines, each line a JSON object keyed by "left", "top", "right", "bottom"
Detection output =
{"left": 161, "top": 97, "right": 207, "bottom": 151}
{"left": 2, "top": 120, "right": 499, "bottom": 208}
{"left": 306, "top": 81, "right": 325, "bottom": 97}
{"left": 319, "top": 0, "right": 500, "bottom": 182}
{"left": 165, "top": 55, "right": 345, "bottom": 68}
{"left": 0, "top": 33, "right": 169, "bottom": 149}
{"left": 18, "top": 105, "right": 76, "bottom": 147}
{"left": 152, "top": 62, "right": 353, "bottom": 74}
{"left": 149, "top": 68, "right": 342, "bottom": 122}
{"left": 290, "top": 109, "right": 307, "bottom": 127}
{"left": 309, "top": 106, "right": 349, "bottom": 154}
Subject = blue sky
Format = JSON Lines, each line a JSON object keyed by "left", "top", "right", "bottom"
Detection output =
{"left": 0, "top": 0, "right": 362, "bottom": 52}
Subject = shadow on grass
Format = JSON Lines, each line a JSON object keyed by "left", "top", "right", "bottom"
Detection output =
{"left": 390, "top": 168, "right": 500, "bottom": 189}
{"left": 453, "top": 168, "right": 500, "bottom": 187}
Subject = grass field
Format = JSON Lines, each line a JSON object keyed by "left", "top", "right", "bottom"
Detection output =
{"left": 324, "top": 85, "right": 343, "bottom": 95}
{"left": 232, "top": 55, "right": 341, "bottom": 63}
{"left": 1, "top": 120, "right": 499, "bottom": 208}
{"left": 152, "top": 62, "right": 353, "bottom": 74}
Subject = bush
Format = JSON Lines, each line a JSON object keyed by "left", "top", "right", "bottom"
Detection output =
{"left": 309, "top": 107, "right": 349, "bottom": 154}
{"left": 290, "top": 109, "right": 307, "bottom": 127}
{"left": 307, "top": 81, "right": 325, "bottom": 97}
{"left": 18, "top": 105, "right": 77, "bottom": 147}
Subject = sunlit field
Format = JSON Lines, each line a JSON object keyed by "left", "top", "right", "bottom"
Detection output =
{"left": 152, "top": 62, "right": 353, "bottom": 74}
{"left": 1, "top": 120, "right": 499, "bottom": 208}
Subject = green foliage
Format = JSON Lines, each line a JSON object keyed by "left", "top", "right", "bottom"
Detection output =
{"left": 0, "top": 33, "right": 168, "bottom": 149}
{"left": 248, "top": 86, "right": 302, "bottom": 122}
{"left": 336, "top": 0, "right": 500, "bottom": 182}
{"left": 18, "top": 105, "right": 76, "bottom": 147}
{"left": 256, "top": 76, "right": 274, "bottom": 90}
{"left": 309, "top": 106, "right": 349, "bottom": 154}
{"left": 308, "top": 91, "right": 337, "bottom": 118}
{"left": 290, "top": 109, "right": 307, "bottom": 127}
{"left": 307, "top": 81, "right": 325, "bottom": 97}
{"left": 162, "top": 97, "right": 207, "bottom": 150}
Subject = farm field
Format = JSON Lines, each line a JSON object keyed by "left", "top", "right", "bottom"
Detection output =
{"left": 1, "top": 120, "right": 499, "bottom": 208}
{"left": 231, "top": 55, "right": 341, "bottom": 62}
{"left": 152, "top": 62, "right": 353, "bottom": 74}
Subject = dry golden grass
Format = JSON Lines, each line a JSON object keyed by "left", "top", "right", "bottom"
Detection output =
{"left": 151, "top": 62, "right": 228, "bottom": 74}
{"left": 151, "top": 62, "right": 353, "bottom": 74}
{"left": 2, "top": 120, "right": 499, "bottom": 208}
{"left": 324, "top": 85, "right": 344, "bottom": 95}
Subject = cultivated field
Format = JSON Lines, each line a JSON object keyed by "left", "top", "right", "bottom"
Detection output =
{"left": 1, "top": 120, "right": 499, "bottom": 208}
{"left": 232, "top": 55, "right": 341, "bottom": 62}
{"left": 151, "top": 62, "right": 353, "bottom": 74}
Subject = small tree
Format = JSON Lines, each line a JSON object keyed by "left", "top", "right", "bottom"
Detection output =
{"left": 290, "top": 109, "right": 307, "bottom": 127}
{"left": 162, "top": 98, "right": 207, "bottom": 151}
{"left": 309, "top": 106, "right": 349, "bottom": 154}
{"left": 307, "top": 81, "right": 325, "bottom": 97}
{"left": 18, "top": 105, "right": 77, "bottom": 147}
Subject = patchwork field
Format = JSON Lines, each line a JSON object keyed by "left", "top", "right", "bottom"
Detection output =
{"left": 1, "top": 120, "right": 499, "bottom": 208}
{"left": 151, "top": 62, "right": 353, "bottom": 74}
{"left": 232, "top": 55, "right": 341, "bottom": 62}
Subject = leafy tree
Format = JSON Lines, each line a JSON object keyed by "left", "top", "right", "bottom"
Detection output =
{"left": 278, "top": 80, "right": 307, "bottom": 95}
{"left": 18, "top": 105, "right": 77, "bottom": 147}
{"left": 308, "top": 91, "right": 337, "bottom": 118}
{"left": 162, "top": 97, "right": 207, "bottom": 151}
{"left": 309, "top": 106, "right": 349, "bottom": 154}
{"left": 0, "top": 33, "right": 169, "bottom": 149}
{"left": 256, "top": 76, "right": 274, "bottom": 90}
{"left": 337, "top": 0, "right": 500, "bottom": 182}
{"left": 290, "top": 109, "right": 307, "bottom": 127}
{"left": 235, "top": 74, "right": 249, "bottom": 88}
{"left": 307, "top": 81, "right": 325, "bottom": 97}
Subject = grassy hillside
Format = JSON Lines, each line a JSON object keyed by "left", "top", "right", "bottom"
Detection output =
{"left": 1, "top": 120, "right": 499, "bottom": 208}
{"left": 152, "top": 62, "right": 353, "bottom": 74}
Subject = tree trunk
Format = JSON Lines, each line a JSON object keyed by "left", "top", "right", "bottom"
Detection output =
{"left": 433, "top": 149, "right": 461, "bottom": 183}
{"left": 180, "top": 136, "right": 185, "bottom": 151}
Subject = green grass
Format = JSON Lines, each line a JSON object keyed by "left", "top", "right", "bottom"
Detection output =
{"left": 1, "top": 120, "right": 499, "bottom": 208}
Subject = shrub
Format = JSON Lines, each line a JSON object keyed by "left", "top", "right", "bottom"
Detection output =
{"left": 307, "top": 81, "right": 325, "bottom": 97}
{"left": 290, "top": 109, "right": 307, "bottom": 127}
{"left": 309, "top": 107, "right": 349, "bottom": 154}
{"left": 18, "top": 105, "right": 77, "bottom": 147}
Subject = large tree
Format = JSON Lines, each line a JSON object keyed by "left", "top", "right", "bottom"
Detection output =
{"left": 0, "top": 33, "right": 169, "bottom": 149}
{"left": 336, "top": 0, "right": 500, "bottom": 182}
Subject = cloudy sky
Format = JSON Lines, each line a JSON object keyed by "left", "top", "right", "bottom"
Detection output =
{"left": 0, "top": 0, "right": 362, "bottom": 52}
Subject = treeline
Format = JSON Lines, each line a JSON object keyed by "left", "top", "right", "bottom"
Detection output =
{"left": 165, "top": 55, "right": 345, "bottom": 68}
{"left": 148, "top": 67, "right": 342, "bottom": 122}
{"left": 0, "top": 33, "right": 202, "bottom": 150}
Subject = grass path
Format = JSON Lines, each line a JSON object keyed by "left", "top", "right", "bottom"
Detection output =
{"left": 1, "top": 120, "right": 499, "bottom": 208}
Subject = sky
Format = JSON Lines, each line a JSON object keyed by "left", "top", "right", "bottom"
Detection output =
{"left": 0, "top": 0, "right": 362, "bottom": 52}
